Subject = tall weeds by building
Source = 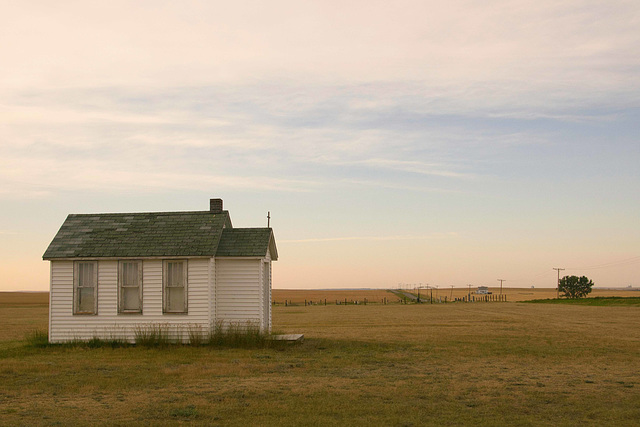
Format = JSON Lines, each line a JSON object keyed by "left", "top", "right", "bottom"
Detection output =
{"left": 26, "top": 321, "right": 278, "bottom": 349}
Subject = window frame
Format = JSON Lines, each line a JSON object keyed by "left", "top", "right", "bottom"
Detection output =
{"left": 163, "top": 259, "right": 188, "bottom": 314}
{"left": 118, "top": 260, "right": 143, "bottom": 314}
{"left": 73, "top": 261, "right": 98, "bottom": 315}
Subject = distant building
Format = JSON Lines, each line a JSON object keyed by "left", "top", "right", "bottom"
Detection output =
{"left": 476, "top": 286, "right": 491, "bottom": 295}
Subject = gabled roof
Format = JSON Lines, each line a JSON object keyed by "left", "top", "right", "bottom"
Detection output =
{"left": 216, "top": 228, "right": 278, "bottom": 260}
{"left": 43, "top": 210, "right": 234, "bottom": 259}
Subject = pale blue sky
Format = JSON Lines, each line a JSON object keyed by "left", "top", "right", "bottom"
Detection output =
{"left": 1, "top": 1, "right": 638, "bottom": 290}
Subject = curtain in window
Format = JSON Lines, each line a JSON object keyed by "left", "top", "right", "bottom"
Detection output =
{"left": 165, "top": 261, "right": 185, "bottom": 312}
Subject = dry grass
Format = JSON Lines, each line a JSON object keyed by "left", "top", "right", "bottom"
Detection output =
{"left": 274, "top": 287, "right": 639, "bottom": 303}
{"left": 0, "top": 292, "right": 49, "bottom": 341}
{"left": 0, "top": 291, "right": 49, "bottom": 305}
{"left": 1, "top": 292, "right": 639, "bottom": 425}
{"left": 272, "top": 289, "right": 394, "bottom": 304}
{"left": 496, "top": 287, "right": 638, "bottom": 301}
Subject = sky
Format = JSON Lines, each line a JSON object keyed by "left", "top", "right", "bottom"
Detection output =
{"left": 1, "top": 0, "right": 639, "bottom": 291}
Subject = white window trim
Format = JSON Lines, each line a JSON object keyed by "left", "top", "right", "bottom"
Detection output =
{"left": 73, "top": 261, "right": 98, "bottom": 315}
{"left": 163, "top": 259, "right": 188, "bottom": 314}
{"left": 118, "top": 260, "right": 143, "bottom": 314}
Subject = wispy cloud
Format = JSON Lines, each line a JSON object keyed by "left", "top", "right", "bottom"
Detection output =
{"left": 332, "top": 158, "right": 473, "bottom": 178}
{"left": 1, "top": 78, "right": 635, "bottom": 201}
{"left": 339, "top": 179, "right": 464, "bottom": 193}
{"left": 3, "top": 1, "right": 638, "bottom": 105}
{"left": 0, "top": 156, "right": 317, "bottom": 196}
{"left": 281, "top": 232, "right": 459, "bottom": 243}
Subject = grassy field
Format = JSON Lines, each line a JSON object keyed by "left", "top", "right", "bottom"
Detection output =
{"left": 272, "top": 289, "right": 394, "bottom": 304}
{"left": 526, "top": 297, "right": 640, "bottom": 306}
{"left": 274, "top": 287, "right": 639, "bottom": 303}
{"left": 1, "top": 291, "right": 639, "bottom": 425}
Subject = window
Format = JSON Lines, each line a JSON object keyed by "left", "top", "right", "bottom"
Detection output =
{"left": 163, "top": 260, "right": 187, "bottom": 313}
{"left": 74, "top": 261, "right": 98, "bottom": 315}
{"left": 119, "top": 260, "right": 142, "bottom": 313}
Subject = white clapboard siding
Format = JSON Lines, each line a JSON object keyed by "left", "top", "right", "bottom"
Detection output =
{"left": 262, "top": 259, "right": 272, "bottom": 332}
{"left": 49, "top": 258, "right": 213, "bottom": 343}
{"left": 209, "top": 257, "right": 216, "bottom": 327}
{"left": 49, "top": 261, "right": 73, "bottom": 343}
{"left": 266, "top": 247, "right": 272, "bottom": 331}
{"left": 215, "top": 258, "right": 263, "bottom": 329}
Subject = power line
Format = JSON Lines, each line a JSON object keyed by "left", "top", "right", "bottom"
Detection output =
{"left": 566, "top": 256, "right": 640, "bottom": 271}
{"left": 517, "top": 256, "right": 640, "bottom": 287}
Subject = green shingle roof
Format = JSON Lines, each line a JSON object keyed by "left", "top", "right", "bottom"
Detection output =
{"left": 216, "top": 228, "right": 277, "bottom": 259}
{"left": 43, "top": 210, "right": 241, "bottom": 259}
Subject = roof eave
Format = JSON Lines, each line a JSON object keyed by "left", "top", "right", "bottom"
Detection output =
{"left": 269, "top": 229, "right": 278, "bottom": 261}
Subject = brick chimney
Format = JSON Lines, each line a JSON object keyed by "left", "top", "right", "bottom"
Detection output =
{"left": 210, "top": 198, "right": 223, "bottom": 213}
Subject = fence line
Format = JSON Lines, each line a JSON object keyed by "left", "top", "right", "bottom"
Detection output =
{"left": 272, "top": 294, "right": 507, "bottom": 306}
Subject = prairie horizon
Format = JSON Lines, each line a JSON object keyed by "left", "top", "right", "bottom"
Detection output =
{"left": 2, "top": 287, "right": 638, "bottom": 305}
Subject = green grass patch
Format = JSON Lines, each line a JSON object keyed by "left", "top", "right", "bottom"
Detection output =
{"left": 525, "top": 297, "right": 640, "bottom": 306}
{"left": 170, "top": 404, "right": 198, "bottom": 419}
{"left": 24, "top": 329, "right": 49, "bottom": 348}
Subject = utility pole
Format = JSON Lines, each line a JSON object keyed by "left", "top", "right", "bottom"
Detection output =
{"left": 450, "top": 285, "right": 454, "bottom": 299}
{"left": 468, "top": 284, "right": 471, "bottom": 301}
{"left": 553, "top": 268, "right": 565, "bottom": 299}
{"left": 267, "top": 211, "right": 271, "bottom": 227}
{"left": 497, "top": 279, "right": 505, "bottom": 295}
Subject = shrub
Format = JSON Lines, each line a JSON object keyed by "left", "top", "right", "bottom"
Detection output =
{"left": 559, "top": 275, "right": 594, "bottom": 299}
{"left": 207, "top": 320, "right": 272, "bottom": 348}
{"left": 133, "top": 324, "right": 171, "bottom": 347}
{"left": 25, "top": 330, "right": 49, "bottom": 348}
{"left": 187, "top": 324, "right": 204, "bottom": 346}
{"left": 87, "top": 336, "right": 104, "bottom": 348}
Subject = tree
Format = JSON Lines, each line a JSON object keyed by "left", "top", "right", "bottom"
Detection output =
{"left": 559, "top": 275, "right": 594, "bottom": 299}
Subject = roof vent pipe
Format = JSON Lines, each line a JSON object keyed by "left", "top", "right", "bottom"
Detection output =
{"left": 210, "top": 198, "right": 223, "bottom": 213}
